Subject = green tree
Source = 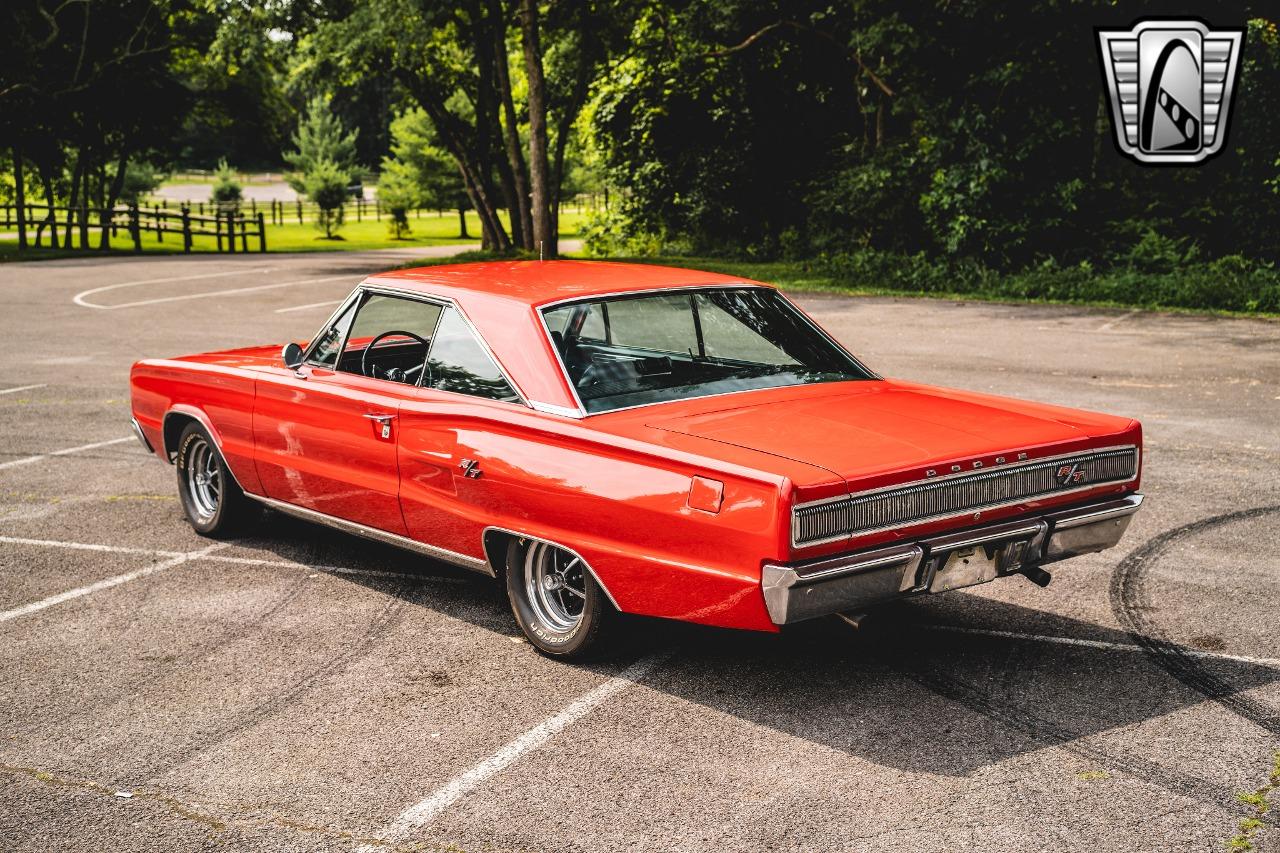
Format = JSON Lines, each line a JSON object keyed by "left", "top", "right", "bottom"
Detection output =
{"left": 379, "top": 108, "right": 473, "bottom": 239}
{"left": 376, "top": 162, "right": 419, "bottom": 240}
{"left": 305, "top": 158, "right": 350, "bottom": 239}
{"left": 283, "top": 96, "right": 359, "bottom": 194}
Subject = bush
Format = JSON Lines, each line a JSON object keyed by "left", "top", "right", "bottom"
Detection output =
{"left": 819, "top": 249, "right": 1280, "bottom": 314}
{"left": 304, "top": 158, "right": 350, "bottom": 240}
{"left": 119, "top": 162, "right": 166, "bottom": 204}
{"left": 210, "top": 159, "right": 242, "bottom": 209}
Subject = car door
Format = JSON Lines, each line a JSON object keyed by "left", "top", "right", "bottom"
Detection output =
{"left": 252, "top": 289, "right": 444, "bottom": 534}
{"left": 398, "top": 305, "right": 526, "bottom": 557}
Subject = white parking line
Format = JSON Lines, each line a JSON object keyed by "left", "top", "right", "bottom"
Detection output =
{"left": 73, "top": 269, "right": 273, "bottom": 308}
{"left": 0, "top": 535, "right": 468, "bottom": 581}
{"left": 921, "top": 624, "right": 1280, "bottom": 668}
{"left": 0, "top": 384, "right": 47, "bottom": 396}
{"left": 0, "top": 437, "right": 133, "bottom": 471}
{"left": 74, "top": 274, "right": 354, "bottom": 310}
{"left": 0, "top": 543, "right": 230, "bottom": 624}
{"left": 360, "top": 653, "right": 667, "bottom": 849}
{"left": 0, "top": 535, "right": 467, "bottom": 584}
{"left": 274, "top": 299, "right": 342, "bottom": 314}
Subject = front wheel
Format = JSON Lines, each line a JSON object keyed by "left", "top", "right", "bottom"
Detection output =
{"left": 175, "top": 421, "right": 252, "bottom": 537}
{"left": 505, "top": 538, "right": 614, "bottom": 658}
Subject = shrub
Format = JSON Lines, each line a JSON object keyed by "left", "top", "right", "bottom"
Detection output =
{"left": 210, "top": 159, "right": 242, "bottom": 209}
{"left": 819, "top": 249, "right": 1280, "bottom": 313}
{"left": 305, "top": 158, "right": 350, "bottom": 240}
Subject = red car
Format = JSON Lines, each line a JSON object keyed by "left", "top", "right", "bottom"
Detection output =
{"left": 130, "top": 261, "right": 1144, "bottom": 657}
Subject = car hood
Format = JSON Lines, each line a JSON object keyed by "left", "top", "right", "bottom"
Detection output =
{"left": 645, "top": 380, "right": 1137, "bottom": 492}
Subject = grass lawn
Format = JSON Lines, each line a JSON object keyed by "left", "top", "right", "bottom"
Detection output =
{"left": 0, "top": 209, "right": 587, "bottom": 261}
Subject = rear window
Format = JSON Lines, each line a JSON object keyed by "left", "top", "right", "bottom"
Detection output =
{"left": 541, "top": 287, "right": 872, "bottom": 414}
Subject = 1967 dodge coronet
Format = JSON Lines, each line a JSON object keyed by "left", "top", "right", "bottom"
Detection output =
{"left": 130, "top": 261, "right": 1143, "bottom": 657}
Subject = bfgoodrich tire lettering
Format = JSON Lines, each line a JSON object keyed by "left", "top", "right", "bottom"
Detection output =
{"left": 505, "top": 538, "right": 613, "bottom": 658}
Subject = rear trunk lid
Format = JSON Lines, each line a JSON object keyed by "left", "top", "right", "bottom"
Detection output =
{"left": 645, "top": 380, "right": 1137, "bottom": 496}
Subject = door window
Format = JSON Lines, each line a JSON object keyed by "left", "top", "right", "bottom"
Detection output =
{"left": 425, "top": 308, "right": 519, "bottom": 402}
{"left": 336, "top": 293, "right": 443, "bottom": 383}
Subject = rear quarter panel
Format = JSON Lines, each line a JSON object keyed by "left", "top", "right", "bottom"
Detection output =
{"left": 130, "top": 358, "right": 262, "bottom": 495}
{"left": 415, "top": 406, "right": 789, "bottom": 631}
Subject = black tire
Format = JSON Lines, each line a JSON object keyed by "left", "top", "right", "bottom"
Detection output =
{"left": 174, "top": 421, "right": 251, "bottom": 537}
{"left": 505, "top": 538, "right": 615, "bottom": 659}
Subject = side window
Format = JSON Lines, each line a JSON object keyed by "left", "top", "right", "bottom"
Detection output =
{"left": 337, "top": 293, "right": 443, "bottom": 382}
{"left": 608, "top": 294, "right": 696, "bottom": 353}
{"left": 308, "top": 300, "right": 357, "bottom": 368}
{"left": 425, "top": 308, "right": 519, "bottom": 402}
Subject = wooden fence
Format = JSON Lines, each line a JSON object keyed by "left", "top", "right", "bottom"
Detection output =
{"left": 2, "top": 203, "right": 267, "bottom": 253}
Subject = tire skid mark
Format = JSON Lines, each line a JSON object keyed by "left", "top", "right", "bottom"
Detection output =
{"left": 1110, "top": 505, "right": 1280, "bottom": 736}
{"left": 894, "top": 653, "right": 1245, "bottom": 814}
{"left": 32, "top": 573, "right": 313, "bottom": 735}
{"left": 120, "top": 579, "right": 413, "bottom": 785}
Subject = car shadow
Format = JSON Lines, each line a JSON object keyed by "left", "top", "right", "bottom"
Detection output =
{"left": 238, "top": 512, "right": 1277, "bottom": 810}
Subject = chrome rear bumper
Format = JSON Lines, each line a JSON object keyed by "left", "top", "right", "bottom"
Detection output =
{"left": 762, "top": 493, "right": 1143, "bottom": 625}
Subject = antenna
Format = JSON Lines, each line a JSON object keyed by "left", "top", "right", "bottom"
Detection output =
{"left": 539, "top": 240, "right": 544, "bottom": 262}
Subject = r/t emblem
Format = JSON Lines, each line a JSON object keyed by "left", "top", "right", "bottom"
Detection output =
{"left": 459, "top": 458, "right": 483, "bottom": 479}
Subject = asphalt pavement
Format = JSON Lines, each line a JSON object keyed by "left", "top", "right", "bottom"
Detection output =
{"left": 0, "top": 249, "right": 1277, "bottom": 852}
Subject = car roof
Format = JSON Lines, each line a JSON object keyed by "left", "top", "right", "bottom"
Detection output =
{"left": 365, "top": 260, "right": 764, "bottom": 308}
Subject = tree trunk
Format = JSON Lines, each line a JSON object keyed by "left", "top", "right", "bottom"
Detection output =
{"left": 473, "top": 2, "right": 526, "bottom": 251}
{"left": 38, "top": 159, "right": 58, "bottom": 249}
{"left": 396, "top": 69, "right": 511, "bottom": 252}
{"left": 65, "top": 152, "right": 85, "bottom": 248}
{"left": 458, "top": 207, "right": 469, "bottom": 239}
{"left": 100, "top": 152, "right": 129, "bottom": 250}
{"left": 519, "top": 0, "right": 555, "bottom": 257}
{"left": 489, "top": 0, "right": 533, "bottom": 249}
{"left": 13, "top": 144, "right": 27, "bottom": 251}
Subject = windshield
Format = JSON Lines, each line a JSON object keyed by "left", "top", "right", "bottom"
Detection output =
{"left": 542, "top": 287, "right": 874, "bottom": 414}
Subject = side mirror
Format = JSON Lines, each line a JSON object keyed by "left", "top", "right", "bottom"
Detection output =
{"left": 282, "top": 342, "right": 305, "bottom": 369}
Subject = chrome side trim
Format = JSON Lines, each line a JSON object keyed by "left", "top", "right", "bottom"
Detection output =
{"left": 480, "top": 526, "right": 621, "bottom": 610}
{"left": 130, "top": 417, "right": 154, "bottom": 454}
{"left": 527, "top": 400, "right": 585, "bottom": 419}
{"left": 246, "top": 492, "right": 493, "bottom": 575}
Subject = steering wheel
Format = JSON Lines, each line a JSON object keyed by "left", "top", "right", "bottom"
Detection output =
{"left": 361, "top": 330, "right": 431, "bottom": 380}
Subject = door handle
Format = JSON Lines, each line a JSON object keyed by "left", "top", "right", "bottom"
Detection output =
{"left": 364, "top": 413, "right": 396, "bottom": 438}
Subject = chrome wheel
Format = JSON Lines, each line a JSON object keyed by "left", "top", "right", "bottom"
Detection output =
{"left": 523, "top": 541, "right": 586, "bottom": 632}
{"left": 184, "top": 437, "right": 221, "bottom": 520}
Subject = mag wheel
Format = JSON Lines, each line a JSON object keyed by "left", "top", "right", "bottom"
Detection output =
{"left": 175, "top": 421, "right": 250, "bottom": 537}
{"left": 505, "top": 538, "right": 613, "bottom": 658}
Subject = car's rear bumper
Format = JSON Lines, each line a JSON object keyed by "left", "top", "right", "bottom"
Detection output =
{"left": 762, "top": 493, "right": 1144, "bottom": 625}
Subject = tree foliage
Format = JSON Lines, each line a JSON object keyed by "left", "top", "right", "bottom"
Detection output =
{"left": 586, "top": 3, "right": 1280, "bottom": 269}
{"left": 283, "top": 96, "right": 360, "bottom": 194}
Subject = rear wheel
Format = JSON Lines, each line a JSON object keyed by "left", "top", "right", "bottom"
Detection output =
{"left": 175, "top": 421, "right": 251, "bottom": 537}
{"left": 505, "top": 538, "right": 613, "bottom": 658}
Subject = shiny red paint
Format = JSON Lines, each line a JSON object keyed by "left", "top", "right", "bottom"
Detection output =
{"left": 131, "top": 261, "right": 1143, "bottom": 633}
